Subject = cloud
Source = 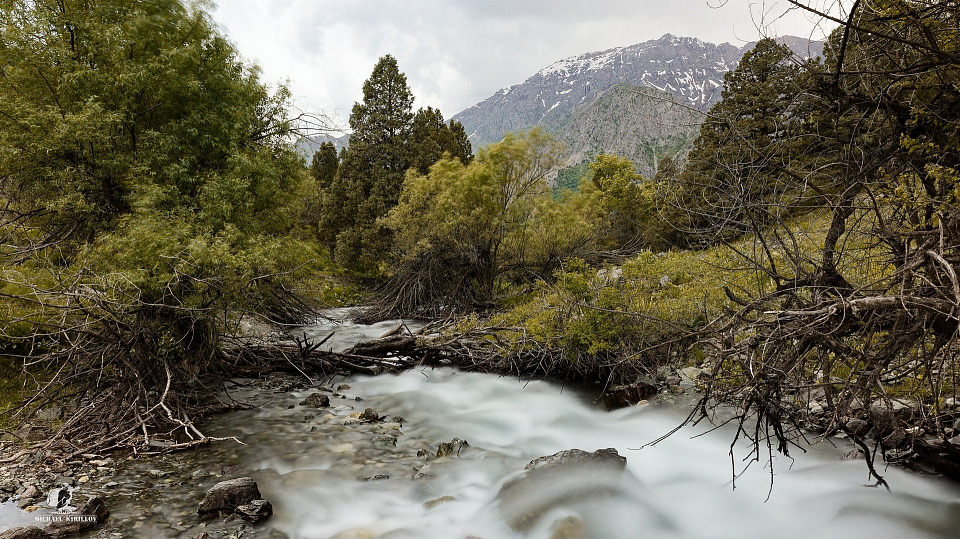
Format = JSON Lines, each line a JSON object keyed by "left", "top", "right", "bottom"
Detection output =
{"left": 210, "top": 0, "right": 833, "bottom": 123}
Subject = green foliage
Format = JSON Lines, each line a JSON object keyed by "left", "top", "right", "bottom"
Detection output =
{"left": 668, "top": 38, "right": 809, "bottom": 241}
{"left": 496, "top": 245, "right": 751, "bottom": 362}
{"left": 553, "top": 159, "right": 591, "bottom": 195}
{"left": 318, "top": 58, "right": 473, "bottom": 270}
{"left": 311, "top": 142, "right": 340, "bottom": 191}
{"left": 0, "top": 0, "right": 320, "bottom": 442}
{"left": 380, "top": 128, "right": 593, "bottom": 314}
{"left": 303, "top": 142, "right": 339, "bottom": 235}
{"left": 584, "top": 154, "right": 668, "bottom": 251}
{"left": 410, "top": 106, "right": 473, "bottom": 175}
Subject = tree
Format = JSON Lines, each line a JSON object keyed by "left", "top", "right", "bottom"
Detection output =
{"left": 303, "top": 142, "right": 339, "bottom": 233}
{"left": 311, "top": 142, "right": 340, "bottom": 191}
{"left": 410, "top": 107, "right": 473, "bottom": 174}
{"left": 0, "top": 0, "right": 316, "bottom": 455}
{"left": 668, "top": 38, "right": 807, "bottom": 244}
{"left": 584, "top": 154, "right": 660, "bottom": 252}
{"left": 377, "top": 128, "right": 585, "bottom": 316}
{"left": 677, "top": 1, "right": 960, "bottom": 483}
{"left": 319, "top": 55, "right": 414, "bottom": 269}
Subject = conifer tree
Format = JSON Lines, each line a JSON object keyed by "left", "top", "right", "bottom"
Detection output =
{"left": 319, "top": 55, "right": 414, "bottom": 268}
{"left": 311, "top": 141, "right": 340, "bottom": 191}
{"left": 670, "top": 38, "right": 803, "bottom": 242}
{"left": 410, "top": 107, "right": 473, "bottom": 174}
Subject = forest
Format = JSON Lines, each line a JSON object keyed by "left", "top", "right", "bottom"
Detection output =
{"left": 0, "top": 0, "right": 959, "bottom": 537}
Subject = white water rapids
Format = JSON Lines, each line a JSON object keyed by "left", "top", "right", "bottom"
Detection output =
{"left": 3, "top": 313, "right": 959, "bottom": 538}
{"left": 261, "top": 367, "right": 960, "bottom": 539}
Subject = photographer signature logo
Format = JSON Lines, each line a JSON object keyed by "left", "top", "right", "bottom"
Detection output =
{"left": 33, "top": 486, "right": 96, "bottom": 524}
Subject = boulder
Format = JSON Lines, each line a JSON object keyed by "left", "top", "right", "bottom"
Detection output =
{"left": 497, "top": 448, "right": 645, "bottom": 533}
{"left": 869, "top": 398, "right": 919, "bottom": 433}
{"left": 843, "top": 417, "right": 870, "bottom": 436}
{"left": 197, "top": 477, "right": 261, "bottom": 516}
{"left": 602, "top": 380, "right": 658, "bottom": 410}
{"left": 299, "top": 393, "right": 330, "bottom": 408}
{"left": 0, "top": 528, "right": 50, "bottom": 539}
{"left": 678, "top": 367, "right": 702, "bottom": 381}
{"left": 525, "top": 448, "right": 626, "bottom": 473}
{"left": 234, "top": 499, "right": 273, "bottom": 524}
{"left": 46, "top": 495, "right": 109, "bottom": 537}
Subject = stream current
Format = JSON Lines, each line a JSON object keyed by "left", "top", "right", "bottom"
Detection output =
{"left": 3, "top": 312, "right": 960, "bottom": 538}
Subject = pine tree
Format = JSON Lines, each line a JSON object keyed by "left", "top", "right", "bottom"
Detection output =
{"left": 310, "top": 142, "right": 339, "bottom": 191}
{"left": 319, "top": 55, "right": 414, "bottom": 268}
{"left": 410, "top": 107, "right": 473, "bottom": 174}
{"left": 672, "top": 38, "right": 803, "bottom": 241}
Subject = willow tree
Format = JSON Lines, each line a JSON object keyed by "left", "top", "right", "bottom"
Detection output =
{"left": 376, "top": 129, "right": 596, "bottom": 317}
{"left": 0, "top": 0, "right": 315, "bottom": 456}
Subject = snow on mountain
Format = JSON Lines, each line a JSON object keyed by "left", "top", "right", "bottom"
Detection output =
{"left": 453, "top": 34, "right": 823, "bottom": 149}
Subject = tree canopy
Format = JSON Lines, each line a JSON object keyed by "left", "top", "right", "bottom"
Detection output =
{"left": 0, "top": 0, "right": 316, "bottom": 453}
{"left": 318, "top": 55, "right": 473, "bottom": 270}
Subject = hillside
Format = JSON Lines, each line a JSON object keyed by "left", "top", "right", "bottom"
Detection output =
{"left": 556, "top": 83, "right": 701, "bottom": 178}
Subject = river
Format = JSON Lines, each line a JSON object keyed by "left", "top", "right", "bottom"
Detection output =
{"left": 3, "top": 313, "right": 960, "bottom": 538}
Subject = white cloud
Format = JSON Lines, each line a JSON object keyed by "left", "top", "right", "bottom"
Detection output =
{"left": 210, "top": 0, "right": 835, "bottom": 124}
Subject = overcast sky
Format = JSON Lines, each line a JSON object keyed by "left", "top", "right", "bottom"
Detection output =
{"left": 210, "top": 0, "right": 837, "bottom": 124}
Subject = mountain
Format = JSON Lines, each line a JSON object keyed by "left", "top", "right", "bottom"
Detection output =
{"left": 453, "top": 34, "right": 823, "bottom": 152}
{"left": 554, "top": 83, "right": 702, "bottom": 178}
{"left": 294, "top": 133, "right": 349, "bottom": 161}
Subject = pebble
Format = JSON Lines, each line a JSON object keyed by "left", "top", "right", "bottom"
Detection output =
{"left": 423, "top": 495, "right": 455, "bottom": 508}
{"left": 373, "top": 435, "right": 397, "bottom": 448}
{"left": 362, "top": 474, "right": 389, "bottom": 481}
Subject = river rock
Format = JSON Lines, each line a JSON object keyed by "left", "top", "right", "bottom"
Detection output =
{"left": 603, "top": 380, "right": 658, "bottom": 410}
{"left": 843, "top": 417, "right": 870, "bottom": 436}
{"left": 498, "top": 448, "right": 646, "bottom": 533}
{"left": 423, "top": 495, "right": 455, "bottom": 508}
{"left": 46, "top": 495, "right": 109, "bottom": 537}
{"left": 197, "top": 477, "right": 261, "bottom": 516}
{"left": 362, "top": 474, "right": 390, "bottom": 482}
{"left": 869, "top": 398, "right": 919, "bottom": 432}
{"left": 525, "top": 448, "right": 626, "bottom": 473}
{"left": 436, "top": 438, "right": 469, "bottom": 458}
{"left": 550, "top": 515, "right": 590, "bottom": 539}
{"left": 360, "top": 408, "right": 381, "bottom": 422}
{"left": 373, "top": 435, "right": 397, "bottom": 448}
{"left": 300, "top": 393, "right": 330, "bottom": 408}
{"left": 234, "top": 499, "right": 273, "bottom": 524}
{"left": 0, "top": 527, "right": 50, "bottom": 539}
{"left": 16, "top": 484, "right": 41, "bottom": 508}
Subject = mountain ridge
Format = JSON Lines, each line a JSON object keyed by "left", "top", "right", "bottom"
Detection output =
{"left": 453, "top": 34, "right": 823, "bottom": 150}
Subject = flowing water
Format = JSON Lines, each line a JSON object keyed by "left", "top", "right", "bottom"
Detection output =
{"left": 3, "top": 313, "right": 960, "bottom": 538}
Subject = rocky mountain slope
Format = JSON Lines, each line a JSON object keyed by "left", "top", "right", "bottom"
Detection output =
{"left": 555, "top": 83, "right": 702, "bottom": 177}
{"left": 453, "top": 34, "right": 823, "bottom": 152}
